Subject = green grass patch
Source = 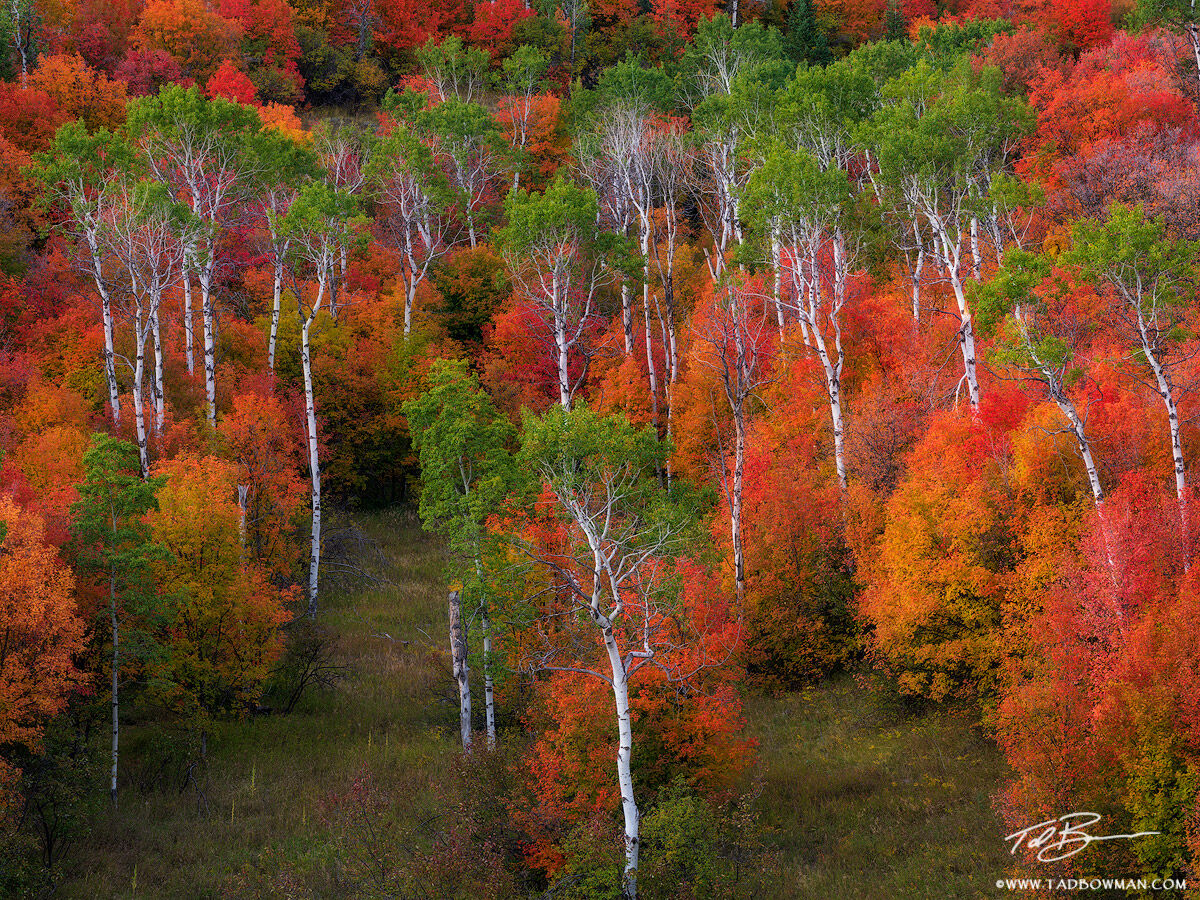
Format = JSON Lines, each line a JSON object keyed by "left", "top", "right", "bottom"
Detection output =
{"left": 50, "top": 510, "right": 1011, "bottom": 898}
{"left": 745, "top": 678, "right": 1012, "bottom": 899}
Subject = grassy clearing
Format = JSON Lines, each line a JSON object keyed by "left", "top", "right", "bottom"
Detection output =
{"left": 745, "top": 680, "right": 1012, "bottom": 899}
{"left": 53, "top": 509, "right": 1010, "bottom": 898}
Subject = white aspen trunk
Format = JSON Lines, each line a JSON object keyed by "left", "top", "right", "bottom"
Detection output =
{"left": 268, "top": 258, "right": 283, "bottom": 371}
{"left": 102, "top": 296, "right": 121, "bottom": 424}
{"left": 931, "top": 218, "right": 981, "bottom": 412}
{"left": 621, "top": 281, "right": 634, "bottom": 355}
{"left": 911, "top": 220, "right": 924, "bottom": 324}
{"left": 1188, "top": 18, "right": 1200, "bottom": 92}
{"left": 448, "top": 589, "right": 473, "bottom": 752}
{"left": 182, "top": 256, "right": 195, "bottom": 376}
{"left": 771, "top": 227, "right": 785, "bottom": 337}
{"left": 301, "top": 283, "right": 323, "bottom": 619}
{"left": 969, "top": 216, "right": 982, "bottom": 280}
{"left": 110, "top": 580, "right": 119, "bottom": 808}
{"left": 640, "top": 223, "right": 659, "bottom": 429}
{"left": 810, "top": 321, "right": 847, "bottom": 492}
{"left": 553, "top": 274, "right": 572, "bottom": 410}
{"left": 404, "top": 245, "right": 418, "bottom": 337}
{"left": 481, "top": 612, "right": 495, "bottom": 749}
{"left": 132, "top": 314, "right": 150, "bottom": 479}
{"left": 151, "top": 305, "right": 165, "bottom": 435}
{"left": 1140, "top": 322, "right": 1190, "bottom": 568}
{"left": 475, "top": 555, "right": 496, "bottom": 750}
{"left": 731, "top": 404, "right": 746, "bottom": 607}
{"left": 1056, "top": 409, "right": 1100, "bottom": 503}
{"left": 200, "top": 265, "right": 217, "bottom": 429}
{"left": 601, "top": 628, "right": 639, "bottom": 900}
{"left": 644, "top": 290, "right": 659, "bottom": 429}
{"left": 658, "top": 305, "right": 675, "bottom": 488}
{"left": 85, "top": 228, "right": 122, "bottom": 424}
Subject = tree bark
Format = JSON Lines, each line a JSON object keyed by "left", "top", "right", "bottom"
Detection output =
{"left": 182, "top": 255, "right": 195, "bottom": 376}
{"left": 474, "top": 556, "right": 496, "bottom": 750}
{"left": 931, "top": 217, "right": 981, "bottom": 412}
{"left": 110, "top": 579, "right": 119, "bottom": 809}
{"left": 132, "top": 312, "right": 150, "bottom": 479}
{"left": 601, "top": 625, "right": 639, "bottom": 900}
{"left": 85, "top": 227, "right": 122, "bottom": 424}
{"left": 731, "top": 403, "right": 746, "bottom": 607}
{"left": 301, "top": 293, "right": 323, "bottom": 619}
{"left": 151, "top": 305, "right": 165, "bottom": 436}
{"left": 268, "top": 258, "right": 283, "bottom": 371}
{"left": 448, "top": 589, "right": 473, "bottom": 752}
{"left": 200, "top": 264, "right": 217, "bottom": 430}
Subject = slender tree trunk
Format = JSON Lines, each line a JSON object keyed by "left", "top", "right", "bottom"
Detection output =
{"left": 642, "top": 229, "right": 659, "bottom": 430}
{"left": 731, "top": 405, "right": 746, "bottom": 607}
{"left": 110, "top": 578, "right": 119, "bottom": 809}
{"left": 132, "top": 317, "right": 150, "bottom": 479}
{"left": 553, "top": 276, "right": 572, "bottom": 410}
{"left": 602, "top": 628, "right": 639, "bottom": 900}
{"left": 1141, "top": 328, "right": 1190, "bottom": 568}
{"left": 621, "top": 281, "right": 634, "bottom": 355}
{"left": 182, "top": 256, "right": 195, "bottom": 376}
{"left": 911, "top": 221, "right": 924, "bottom": 324}
{"left": 151, "top": 305, "right": 165, "bottom": 435}
{"left": 969, "top": 216, "right": 982, "bottom": 280}
{"left": 404, "top": 246, "right": 418, "bottom": 337}
{"left": 87, "top": 231, "right": 122, "bottom": 423}
{"left": 448, "top": 589, "right": 472, "bottom": 752}
{"left": 268, "top": 258, "right": 283, "bottom": 371}
{"left": 811, "top": 327, "right": 846, "bottom": 491}
{"left": 1056, "top": 393, "right": 1105, "bottom": 506}
{"left": 200, "top": 263, "right": 217, "bottom": 429}
{"left": 932, "top": 219, "right": 981, "bottom": 412}
{"left": 237, "top": 484, "right": 249, "bottom": 549}
{"left": 771, "top": 227, "right": 785, "bottom": 337}
{"left": 475, "top": 556, "right": 496, "bottom": 750}
{"left": 1188, "top": 20, "right": 1200, "bottom": 92}
{"left": 301, "top": 297, "right": 323, "bottom": 619}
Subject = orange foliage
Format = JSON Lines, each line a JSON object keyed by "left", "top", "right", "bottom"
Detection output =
{"left": 132, "top": 0, "right": 241, "bottom": 84}
{"left": 816, "top": 0, "right": 887, "bottom": 43}
{"left": 27, "top": 53, "right": 127, "bottom": 130}
{"left": 0, "top": 498, "right": 85, "bottom": 806}
{"left": 147, "top": 455, "right": 292, "bottom": 718}
{"left": 219, "top": 386, "right": 307, "bottom": 581}
{"left": 514, "top": 554, "right": 751, "bottom": 877}
{"left": 857, "top": 409, "right": 1017, "bottom": 704}
{"left": 257, "top": 101, "right": 307, "bottom": 144}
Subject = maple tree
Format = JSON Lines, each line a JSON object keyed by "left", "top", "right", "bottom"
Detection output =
{"left": 130, "top": 0, "right": 240, "bottom": 85}
{"left": 9, "top": 5, "right": 1200, "bottom": 892}
{"left": 0, "top": 497, "right": 85, "bottom": 810}
{"left": 146, "top": 454, "right": 290, "bottom": 725}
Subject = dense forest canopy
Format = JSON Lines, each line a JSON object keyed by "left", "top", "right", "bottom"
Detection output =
{"left": 3, "top": 0, "right": 1200, "bottom": 896}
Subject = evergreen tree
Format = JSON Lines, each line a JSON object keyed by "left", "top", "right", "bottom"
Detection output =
{"left": 69, "top": 435, "right": 167, "bottom": 807}
{"left": 884, "top": 0, "right": 907, "bottom": 41}
{"left": 785, "top": 0, "right": 832, "bottom": 66}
